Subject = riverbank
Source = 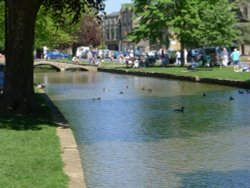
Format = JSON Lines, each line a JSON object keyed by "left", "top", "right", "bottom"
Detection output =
{"left": 98, "top": 63, "right": 250, "bottom": 89}
{"left": 40, "top": 93, "right": 86, "bottom": 188}
{"left": 0, "top": 94, "right": 68, "bottom": 187}
{"left": 0, "top": 92, "right": 85, "bottom": 188}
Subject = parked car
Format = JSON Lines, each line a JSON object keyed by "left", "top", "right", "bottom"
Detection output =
{"left": 47, "top": 50, "right": 68, "bottom": 60}
{"left": 191, "top": 48, "right": 203, "bottom": 57}
{"left": 77, "top": 50, "right": 89, "bottom": 59}
{"left": 165, "top": 50, "right": 176, "bottom": 64}
{"left": 76, "top": 46, "right": 90, "bottom": 58}
{"left": 98, "top": 49, "right": 110, "bottom": 59}
{"left": 201, "top": 47, "right": 222, "bottom": 66}
{"left": 147, "top": 51, "right": 159, "bottom": 60}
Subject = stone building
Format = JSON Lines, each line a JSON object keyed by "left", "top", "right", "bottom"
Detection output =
{"left": 237, "top": 2, "right": 250, "bottom": 55}
{"left": 103, "top": 4, "right": 180, "bottom": 53}
{"left": 103, "top": 12, "right": 120, "bottom": 51}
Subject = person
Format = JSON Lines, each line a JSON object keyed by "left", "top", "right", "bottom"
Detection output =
{"left": 0, "top": 64, "right": 4, "bottom": 91}
{"left": 184, "top": 49, "right": 188, "bottom": 65}
{"left": 43, "top": 46, "right": 48, "bottom": 60}
{"left": 158, "top": 48, "right": 164, "bottom": 65}
{"left": 109, "top": 51, "right": 114, "bottom": 62}
{"left": 87, "top": 51, "right": 93, "bottom": 64}
{"left": 176, "top": 51, "right": 181, "bottom": 65}
{"left": 230, "top": 48, "right": 240, "bottom": 72}
{"left": 133, "top": 57, "right": 140, "bottom": 68}
{"left": 72, "top": 56, "right": 79, "bottom": 64}
{"left": 221, "top": 48, "right": 228, "bottom": 66}
{"left": 118, "top": 52, "right": 124, "bottom": 64}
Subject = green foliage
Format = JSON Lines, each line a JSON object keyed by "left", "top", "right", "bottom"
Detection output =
{"left": 234, "top": 0, "right": 250, "bottom": 44}
{"left": 35, "top": 8, "right": 76, "bottom": 49}
{"left": 130, "top": 0, "right": 239, "bottom": 48}
{"left": 0, "top": 1, "right": 4, "bottom": 50}
{"left": 197, "top": 0, "right": 239, "bottom": 47}
{"left": 35, "top": 8, "right": 102, "bottom": 50}
{"left": 236, "top": 22, "right": 250, "bottom": 44}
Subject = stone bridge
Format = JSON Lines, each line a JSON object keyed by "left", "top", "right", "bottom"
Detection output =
{"left": 34, "top": 60, "right": 98, "bottom": 72}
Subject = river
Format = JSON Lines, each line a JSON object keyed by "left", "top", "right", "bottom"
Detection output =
{"left": 35, "top": 71, "right": 250, "bottom": 188}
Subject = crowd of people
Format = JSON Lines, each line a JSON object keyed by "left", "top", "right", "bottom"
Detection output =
{"left": 39, "top": 45, "right": 248, "bottom": 72}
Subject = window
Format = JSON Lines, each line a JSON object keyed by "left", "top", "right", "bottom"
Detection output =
{"left": 106, "top": 29, "right": 109, "bottom": 40}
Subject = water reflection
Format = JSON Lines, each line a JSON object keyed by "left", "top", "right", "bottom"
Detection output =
{"left": 35, "top": 72, "right": 250, "bottom": 188}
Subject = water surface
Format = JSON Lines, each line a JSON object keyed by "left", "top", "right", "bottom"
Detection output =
{"left": 35, "top": 71, "right": 250, "bottom": 188}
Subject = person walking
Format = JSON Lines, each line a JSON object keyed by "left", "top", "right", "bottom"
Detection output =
{"left": 221, "top": 47, "right": 229, "bottom": 67}
{"left": 230, "top": 48, "right": 240, "bottom": 72}
{"left": 176, "top": 51, "right": 181, "bottom": 65}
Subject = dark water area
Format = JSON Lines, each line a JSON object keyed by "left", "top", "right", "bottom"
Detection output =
{"left": 35, "top": 71, "right": 250, "bottom": 188}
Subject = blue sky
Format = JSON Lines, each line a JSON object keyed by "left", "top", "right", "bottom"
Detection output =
{"left": 104, "top": 0, "right": 132, "bottom": 14}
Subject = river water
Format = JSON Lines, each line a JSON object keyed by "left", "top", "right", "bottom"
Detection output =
{"left": 35, "top": 71, "right": 250, "bottom": 188}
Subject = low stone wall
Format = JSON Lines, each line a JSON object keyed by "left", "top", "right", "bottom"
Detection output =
{"left": 98, "top": 68, "right": 250, "bottom": 89}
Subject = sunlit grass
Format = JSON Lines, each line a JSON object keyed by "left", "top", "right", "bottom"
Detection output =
{"left": 99, "top": 62, "right": 250, "bottom": 82}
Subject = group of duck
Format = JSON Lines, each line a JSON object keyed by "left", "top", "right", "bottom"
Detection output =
{"left": 93, "top": 86, "right": 250, "bottom": 113}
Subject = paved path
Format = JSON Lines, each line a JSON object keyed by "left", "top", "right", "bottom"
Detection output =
{"left": 40, "top": 92, "right": 86, "bottom": 188}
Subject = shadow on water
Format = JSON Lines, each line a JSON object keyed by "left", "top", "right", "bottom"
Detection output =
{"left": 177, "top": 169, "right": 250, "bottom": 188}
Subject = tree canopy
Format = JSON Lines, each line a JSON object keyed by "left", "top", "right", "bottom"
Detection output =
{"left": 130, "top": 0, "right": 239, "bottom": 49}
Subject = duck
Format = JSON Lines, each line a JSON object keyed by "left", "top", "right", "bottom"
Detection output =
{"left": 148, "top": 89, "right": 152, "bottom": 93}
{"left": 119, "top": 91, "right": 124, "bottom": 94}
{"left": 92, "top": 97, "right": 101, "bottom": 101}
{"left": 174, "top": 106, "right": 184, "bottom": 112}
{"left": 229, "top": 96, "right": 234, "bottom": 100}
{"left": 103, "top": 88, "right": 110, "bottom": 92}
{"left": 203, "top": 93, "right": 206, "bottom": 97}
{"left": 238, "top": 90, "right": 244, "bottom": 94}
{"left": 36, "top": 83, "right": 45, "bottom": 89}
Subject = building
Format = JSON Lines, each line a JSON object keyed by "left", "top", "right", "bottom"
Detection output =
{"left": 103, "top": 4, "right": 180, "bottom": 53}
{"left": 238, "top": 3, "right": 250, "bottom": 55}
{"left": 103, "top": 12, "right": 120, "bottom": 51}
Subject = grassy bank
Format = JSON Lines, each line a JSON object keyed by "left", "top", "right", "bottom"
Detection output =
{"left": 99, "top": 62, "right": 250, "bottom": 82}
{"left": 0, "top": 94, "right": 68, "bottom": 188}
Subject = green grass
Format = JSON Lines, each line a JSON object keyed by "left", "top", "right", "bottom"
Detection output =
{"left": 0, "top": 95, "right": 68, "bottom": 188}
{"left": 99, "top": 62, "right": 250, "bottom": 82}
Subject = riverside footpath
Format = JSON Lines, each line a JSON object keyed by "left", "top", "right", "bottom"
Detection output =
{"left": 40, "top": 92, "right": 86, "bottom": 188}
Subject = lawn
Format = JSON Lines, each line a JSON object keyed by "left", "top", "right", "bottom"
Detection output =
{"left": 99, "top": 62, "right": 250, "bottom": 82}
{"left": 0, "top": 95, "right": 68, "bottom": 188}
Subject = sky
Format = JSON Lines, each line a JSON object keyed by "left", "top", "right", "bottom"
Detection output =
{"left": 104, "top": 0, "right": 132, "bottom": 14}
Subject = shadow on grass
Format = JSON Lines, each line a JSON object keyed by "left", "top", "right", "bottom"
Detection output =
{"left": 0, "top": 115, "right": 55, "bottom": 130}
{"left": 0, "top": 93, "right": 57, "bottom": 131}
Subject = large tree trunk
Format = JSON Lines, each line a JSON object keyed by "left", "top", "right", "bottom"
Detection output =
{"left": 3, "top": 0, "right": 42, "bottom": 114}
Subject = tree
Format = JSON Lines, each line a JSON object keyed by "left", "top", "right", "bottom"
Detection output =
{"left": 71, "top": 14, "right": 103, "bottom": 56}
{"left": 130, "top": 0, "right": 239, "bottom": 65}
{"left": 1, "top": 0, "right": 104, "bottom": 114}
{"left": 0, "top": 1, "right": 4, "bottom": 50}
{"left": 35, "top": 8, "right": 74, "bottom": 50}
{"left": 234, "top": 0, "right": 250, "bottom": 47}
